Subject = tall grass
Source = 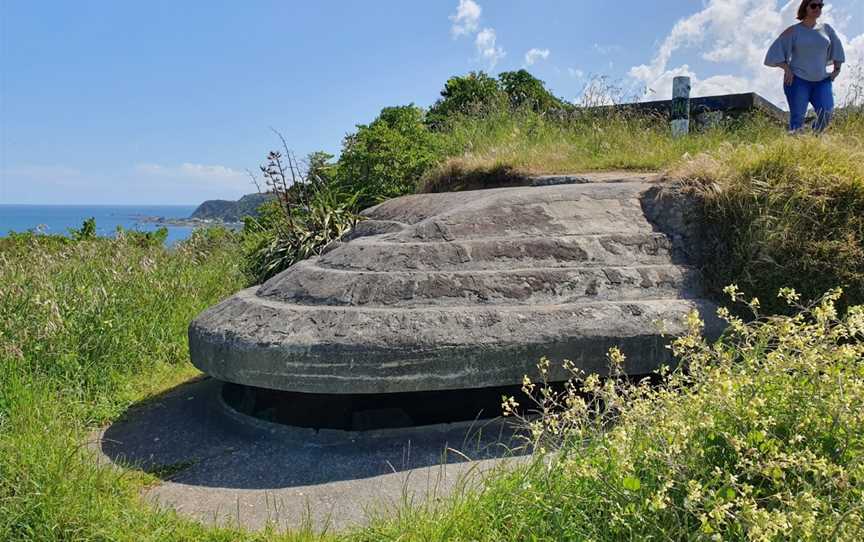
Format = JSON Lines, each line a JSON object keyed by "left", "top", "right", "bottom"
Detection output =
{"left": 420, "top": 107, "right": 785, "bottom": 192}
{"left": 669, "top": 112, "right": 864, "bottom": 311}
{"left": 0, "top": 229, "right": 330, "bottom": 541}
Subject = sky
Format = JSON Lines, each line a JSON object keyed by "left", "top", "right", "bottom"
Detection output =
{"left": 1, "top": 0, "right": 862, "bottom": 205}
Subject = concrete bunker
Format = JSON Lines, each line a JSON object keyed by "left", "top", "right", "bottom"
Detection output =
{"left": 189, "top": 174, "right": 725, "bottom": 430}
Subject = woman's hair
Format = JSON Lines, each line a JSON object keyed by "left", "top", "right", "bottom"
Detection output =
{"left": 796, "top": 0, "right": 815, "bottom": 21}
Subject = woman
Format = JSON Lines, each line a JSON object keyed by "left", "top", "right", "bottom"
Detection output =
{"left": 764, "top": 1, "right": 845, "bottom": 132}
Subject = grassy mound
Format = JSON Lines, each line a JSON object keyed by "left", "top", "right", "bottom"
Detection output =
{"left": 419, "top": 108, "right": 785, "bottom": 193}
{"left": 670, "top": 113, "right": 864, "bottom": 311}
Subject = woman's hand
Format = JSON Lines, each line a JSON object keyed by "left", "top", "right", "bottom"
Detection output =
{"left": 783, "top": 66, "right": 794, "bottom": 86}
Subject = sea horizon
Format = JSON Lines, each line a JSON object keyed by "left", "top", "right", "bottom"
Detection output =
{"left": 0, "top": 203, "right": 200, "bottom": 245}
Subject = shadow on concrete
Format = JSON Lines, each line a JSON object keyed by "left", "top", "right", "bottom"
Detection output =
{"left": 99, "top": 376, "right": 527, "bottom": 490}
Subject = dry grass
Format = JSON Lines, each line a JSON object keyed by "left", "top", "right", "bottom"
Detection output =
{"left": 666, "top": 112, "right": 864, "bottom": 311}
{"left": 419, "top": 108, "right": 784, "bottom": 193}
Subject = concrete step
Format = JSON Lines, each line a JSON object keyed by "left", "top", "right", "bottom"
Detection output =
{"left": 405, "top": 191, "right": 655, "bottom": 241}
{"left": 320, "top": 233, "right": 679, "bottom": 272}
{"left": 190, "top": 288, "right": 723, "bottom": 394}
{"left": 258, "top": 260, "right": 704, "bottom": 307}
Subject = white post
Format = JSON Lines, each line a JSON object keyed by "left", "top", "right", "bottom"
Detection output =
{"left": 671, "top": 76, "right": 691, "bottom": 137}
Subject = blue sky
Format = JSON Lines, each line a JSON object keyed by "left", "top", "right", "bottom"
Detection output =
{"left": 1, "top": 0, "right": 862, "bottom": 204}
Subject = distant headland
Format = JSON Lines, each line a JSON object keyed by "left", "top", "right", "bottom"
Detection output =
{"left": 139, "top": 192, "right": 275, "bottom": 227}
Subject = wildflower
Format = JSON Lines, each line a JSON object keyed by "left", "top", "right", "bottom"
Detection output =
{"left": 778, "top": 287, "right": 800, "bottom": 304}
{"left": 501, "top": 395, "right": 519, "bottom": 416}
{"left": 521, "top": 374, "right": 535, "bottom": 395}
{"left": 537, "top": 356, "right": 550, "bottom": 376}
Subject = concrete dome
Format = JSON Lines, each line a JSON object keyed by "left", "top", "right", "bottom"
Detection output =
{"left": 189, "top": 174, "right": 723, "bottom": 394}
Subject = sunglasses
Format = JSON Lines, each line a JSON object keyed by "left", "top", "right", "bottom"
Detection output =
{"left": 809, "top": 3, "right": 824, "bottom": 8}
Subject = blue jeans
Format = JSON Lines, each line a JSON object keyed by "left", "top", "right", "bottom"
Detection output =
{"left": 784, "top": 75, "right": 834, "bottom": 132}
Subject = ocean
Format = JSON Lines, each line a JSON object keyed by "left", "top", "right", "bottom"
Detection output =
{"left": 0, "top": 204, "right": 199, "bottom": 246}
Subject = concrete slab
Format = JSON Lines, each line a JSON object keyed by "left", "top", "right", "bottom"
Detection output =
{"left": 93, "top": 377, "right": 528, "bottom": 532}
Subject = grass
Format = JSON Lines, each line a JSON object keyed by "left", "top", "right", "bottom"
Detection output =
{"left": 419, "top": 107, "right": 786, "bottom": 192}
{"left": 668, "top": 111, "right": 864, "bottom": 311}
{"left": 2, "top": 109, "right": 863, "bottom": 540}
{"left": 0, "top": 229, "right": 332, "bottom": 541}
{"left": 359, "top": 290, "right": 864, "bottom": 540}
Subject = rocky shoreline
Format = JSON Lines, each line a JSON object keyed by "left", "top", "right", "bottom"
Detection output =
{"left": 131, "top": 191, "right": 275, "bottom": 229}
{"left": 135, "top": 215, "right": 243, "bottom": 228}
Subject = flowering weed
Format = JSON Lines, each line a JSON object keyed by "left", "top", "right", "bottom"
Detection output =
{"left": 493, "top": 287, "right": 864, "bottom": 541}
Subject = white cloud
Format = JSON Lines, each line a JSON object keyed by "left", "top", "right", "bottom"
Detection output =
{"left": 524, "top": 48, "right": 550, "bottom": 66}
{"left": 448, "top": 1, "right": 507, "bottom": 68}
{"left": 628, "top": 0, "right": 864, "bottom": 108}
{"left": 568, "top": 67, "right": 585, "bottom": 79}
{"left": 135, "top": 162, "right": 247, "bottom": 184}
{"left": 450, "top": 0, "right": 482, "bottom": 37}
{"left": 476, "top": 28, "right": 506, "bottom": 67}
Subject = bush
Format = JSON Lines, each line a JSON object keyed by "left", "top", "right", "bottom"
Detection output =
{"left": 242, "top": 188, "right": 361, "bottom": 284}
{"left": 498, "top": 69, "right": 570, "bottom": 114}
{"left": 336, "top": 105, "right": 442, "bottom": 206}
{"left": 69, "top": 216, "right": 97, "bottom": 240}
{"left": 114, "top": 225, "right": 169, "bottom": 247}
{"left": 504, "top": 288, "right": 864, "bottom": 540}
{"left": 426, "top": 71, "right": 507, "bottom": 129}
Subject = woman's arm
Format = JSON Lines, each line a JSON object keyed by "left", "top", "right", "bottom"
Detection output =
{"left": 765, "top": 27, "right": 796, "bottom": 84}
{"left": 768, "top": 61, "right": 795, "bottom": 85}
{"left": 831, "top": 60, "right": 843, "bottom": 81}
{"left": 825, "top": 25, "right": 846, "bottom": 80}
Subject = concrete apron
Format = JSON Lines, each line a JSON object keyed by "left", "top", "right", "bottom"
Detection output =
{"left": 91, "top": 376, "right": 529, "bottom": 533}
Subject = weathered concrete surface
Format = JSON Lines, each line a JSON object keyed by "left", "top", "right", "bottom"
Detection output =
{"left": 189, "top": 174, "right": 724, "bottom": 394}
{"left": 94, "top": 377, "right": 525, "bottom": 532}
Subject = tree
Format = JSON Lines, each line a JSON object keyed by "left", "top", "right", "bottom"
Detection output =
{"left": 306, "top": 151, "right": 336, "bottom": 188}
{"left": 337, "top": 105, "right": 440, "bottom": 206}
{"left": 498, "top": 69, "right": 570, "bottom": 113}
{"left": 425, "top": 71, "right": 507, "bottom": 129}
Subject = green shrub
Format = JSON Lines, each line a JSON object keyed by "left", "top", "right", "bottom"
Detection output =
{"left": 242, "top": 171, "right": 362, "bottom": 284}
{"left": 498, "top": 69, "right": 570, "bottom": 114}
{"left": 114, "top": 225, "right": 169, "bottom": 247}
{"left": 425, "top": 71, "right": 507, "bottom": 129}
{"left": 69, "top": 216, "right": 97, "bottom": 240}
{"left": 336, "top": 105, "right": 442, "bottom": 206}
